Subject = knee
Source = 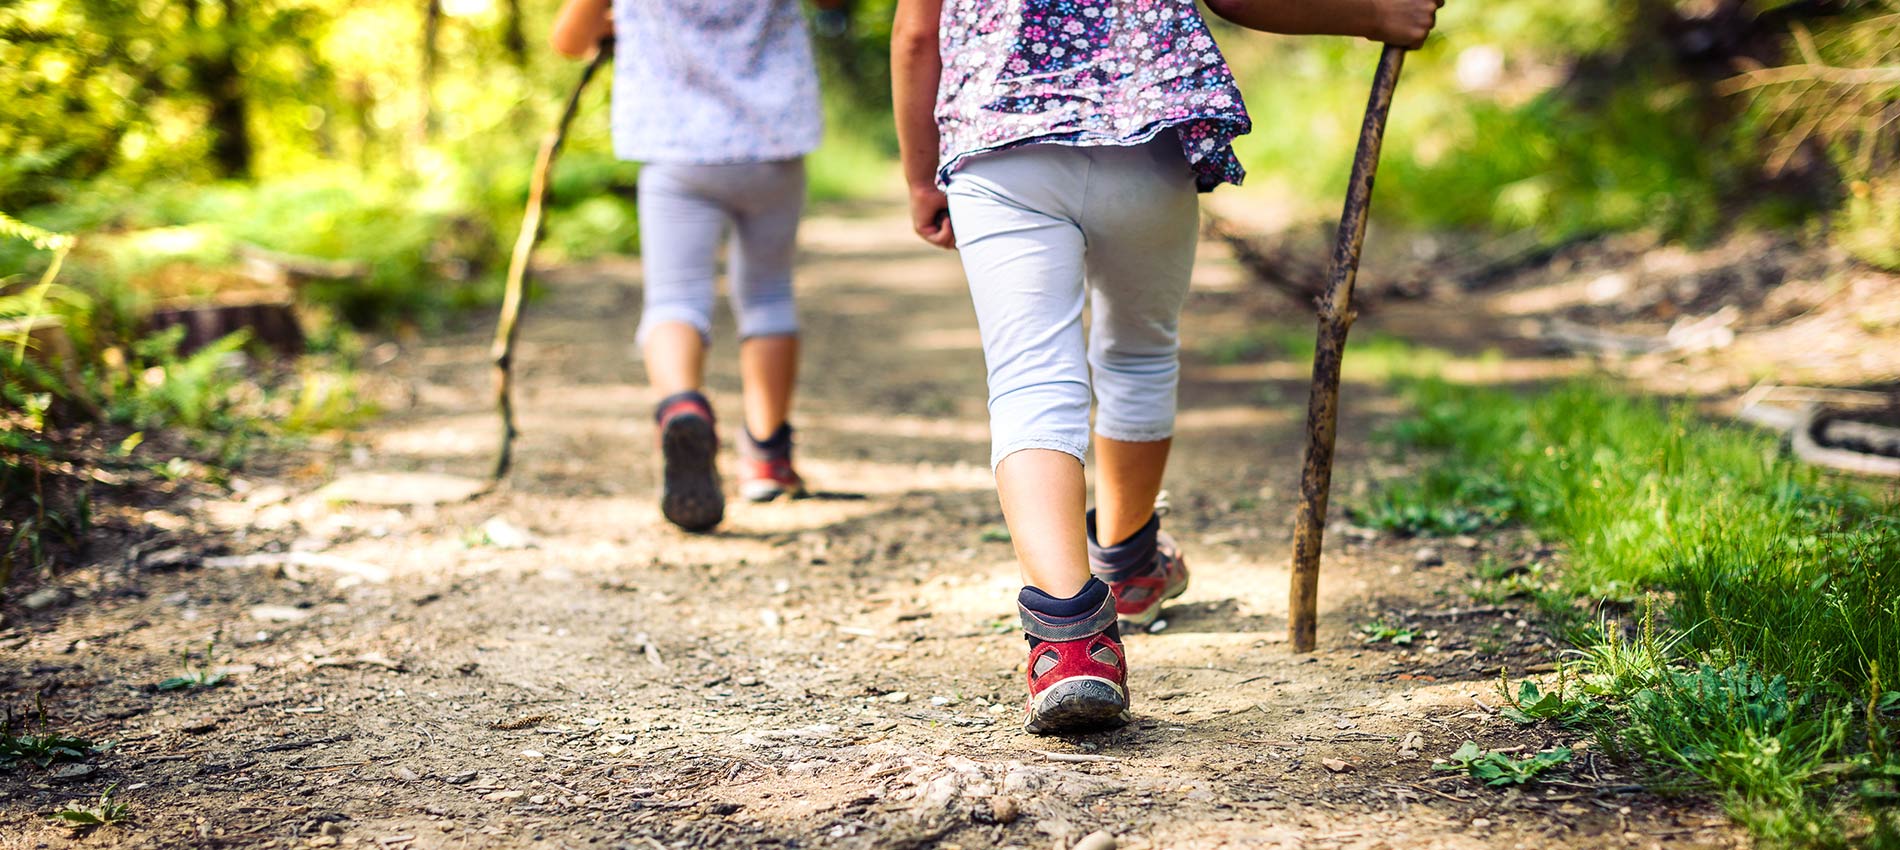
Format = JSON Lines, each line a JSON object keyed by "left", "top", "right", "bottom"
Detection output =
{"left": 1090, "top": 344, "right": 1180, "bottom": 380}
{"left": 734, "top": 277, "right": 797, "bottom": 339}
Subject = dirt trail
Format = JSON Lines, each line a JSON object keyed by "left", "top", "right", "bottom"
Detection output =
{"left": 2, "top": 203, "right": 1737, "bottom": 849}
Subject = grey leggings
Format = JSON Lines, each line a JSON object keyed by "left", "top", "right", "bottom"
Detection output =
{"left": 635, "top": 159, "right": 806, "bottom": 344}
{"left": 946, "top": 135, "right": 1201, "bottom": 469}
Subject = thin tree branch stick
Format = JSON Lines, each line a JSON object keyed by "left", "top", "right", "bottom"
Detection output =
{"left": 490, "top": 38, "right": 613, "bottom": 482}
{"left": 1288, "top": 45, "right": 1406, "bottom": 654}
{"left": 1718, "top": 63, "right": 1900, "bottom": 94}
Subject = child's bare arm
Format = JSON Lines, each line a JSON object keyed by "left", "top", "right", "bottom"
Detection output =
{"left": 1204, "top": 0, "right": 1443, "bottom": 48}
{"left": 550, "top": 0, "right": 612, "bottom": 59}
{"left": 892, "top": 0, "right": 954, "bottom": 249}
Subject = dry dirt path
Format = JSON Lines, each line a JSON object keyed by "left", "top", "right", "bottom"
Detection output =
{"left": 3, "top": 203, "right": 1737, "bottom": 849}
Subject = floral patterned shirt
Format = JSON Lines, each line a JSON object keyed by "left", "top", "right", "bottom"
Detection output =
{"left": 934, "top": 0, "right": 1251, "bottom": 191}
{"left": 611, "top": 0, "right": 823, "bottom": 164}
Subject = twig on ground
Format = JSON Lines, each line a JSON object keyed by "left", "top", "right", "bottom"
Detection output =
{"left": 1417, "top": 605, "right": 1514, "bottom": 619}
{"left": 1037, "top": 751, "right": 1122, "bottom": 764}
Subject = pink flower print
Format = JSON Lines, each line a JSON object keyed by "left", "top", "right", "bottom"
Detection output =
{"left": 1007, "top": 57, "right": 1030, "bottom": 74}
{"left": 1064, "top": 19, "right": 1085, "bottom": 35}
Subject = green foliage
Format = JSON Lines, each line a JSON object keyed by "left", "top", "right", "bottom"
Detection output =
{"left": 50, "top": 784, "right": 130, "bottom": 829}
{"left": 156, "top": 641, "right": 229, "bottom": 692}
{"left": 1349, "top": 468, "right": 1518, "bottom": 536}
{"left": 1357, "top": 619, "right": 1417, "bottom": 645}
{"left": 1, "top": 704, "right": 99, "bottom": 770}
{"left": 1725, "top": 5, "right": 1900, "bottom": 270}
{"left": 1435, "top": 741, "right": 1574, "bottom": 786}
{"left": 1371, "top": 374, "right": 1900, "bottom": 845}
{"left": 1500, "top": 669, "right": 1601, "bottom": 725}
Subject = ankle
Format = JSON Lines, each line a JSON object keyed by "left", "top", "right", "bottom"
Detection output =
{"left": 654, "top": 389, "right": 713, "bottom": 422}
{"left": 1019, "top": 577, "right": 1111, "bottom": 620}
{"left": 745, "top": 422, "right": 793, "bottom": 451}
{"left": 1087, "top": 510, "right": 1160, "bottom": 580}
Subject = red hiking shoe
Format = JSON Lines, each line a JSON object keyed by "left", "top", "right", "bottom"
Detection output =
{"left": 655, "top": 392, "right": 724, "bottom": 532}
{"left": 1020, "top": 580, "right": 1132, "bottom": 735}
{"left": 738, "top": 425, "right": 807, "bottom": 503}
{"left": 1089, "top": 512, "right": 1190, "bottom": 630}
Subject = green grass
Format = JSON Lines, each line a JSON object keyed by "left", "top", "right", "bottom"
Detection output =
{"left": 1365, "top": 375, "right": 1900, "bottom": 845}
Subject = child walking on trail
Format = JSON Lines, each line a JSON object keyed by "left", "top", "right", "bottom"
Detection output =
{"left": 891, "top": 0, "right": 1442, "bottom": 734}
{"left": 551, "top": 0, "right": 842, "bottom": 533}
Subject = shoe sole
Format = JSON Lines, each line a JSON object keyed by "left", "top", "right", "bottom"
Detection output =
{"left": 660, "top": 414, "right": 724, "bottom": 532}
{"left": 740, "top": 480, "right": 808, "bottom": 503}
{"left": 1023, "top": 677, "right": 1132, "bottom": 735}
{"left": 1117, "top": 564, "right": 1191, "bottom": 630}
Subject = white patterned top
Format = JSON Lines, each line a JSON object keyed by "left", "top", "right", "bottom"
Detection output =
{"left": 610, "top": 0, "right": 824, "bottom": 164}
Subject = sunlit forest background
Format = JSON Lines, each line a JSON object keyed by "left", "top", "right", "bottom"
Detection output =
{"left": 2, "top": 0, "right": 1896, "bottom": 548}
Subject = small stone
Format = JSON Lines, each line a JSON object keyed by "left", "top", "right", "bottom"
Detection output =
{"left": 183, "top": 717, "right": 220, "bottom": 733}
{"left": 444, "top": 771, "right": 476, "bottom": 785}
{"left": 49, "top": 763, "right": 95, "bottom": 781}
{"left": 988, "top": 796, "right": 1018, "bottom": 824}
{"left": 1321, "top": 758, "right": 1353, "bottom": 773}
{"left": 1471, "top": 818, "right": 1492, "bottom": 829}
{"left": 483, "top": 790, "right": 525, "bottom": 802}
{"left": 321, "top": 822, "right": 346, "bottom": 836}
{"left": 1414, "top": 547, "right": 1444, "bottom": 567}
{"left": 528, "top": 794, "right": 548, "bottom": 805}
{"left": 478, "top": 517, "right": 537, "bottom": 550}
{"left": 392, "top": 767, "right": 420, "bottom": 782}
{"left": 315, "top": 472, "right": 486, "bottom": 507}
{"left": 250, "top": 605, "right": 311, "bottom": 623}
{"left": 1072, "top": 830, "right": 1117, "bottom": 850}
{"left": 1146, "top": 618, "right": 1169, "bottom": 634}
{"left": 308, "top": 837, "right": 339, "bottom": 848}
{"left": 21, "top": 587, "right": 66, "bottom": 611}
{"left": 519, "top": 750, "right": 545, "bottom": 759}
{"left": 883, "top": 691, "right": 911, "bottom": 704}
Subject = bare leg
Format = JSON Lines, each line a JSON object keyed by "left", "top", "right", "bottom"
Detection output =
{"left": 1094, "top": 435, "right": 1171, "bottom": 545}
{"left": 739, "top": 334, "right": 798, "bottom": 440}
{"left": 642, "top": 321, "right": 706, "bottom": 396}
{"left": 996, "top": 449, "right": 1091, "bottom": 597}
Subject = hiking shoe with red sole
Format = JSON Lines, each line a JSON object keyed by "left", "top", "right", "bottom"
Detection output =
{"left": 1020, "top": 582, "right": 1132, "bottom": 735}
{"left": 656, "top": 393, "right": 724, "bottom": 532}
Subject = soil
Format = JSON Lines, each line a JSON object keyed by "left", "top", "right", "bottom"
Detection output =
{"left": 1, "top": 203, "right": 1744, "bottom": 849}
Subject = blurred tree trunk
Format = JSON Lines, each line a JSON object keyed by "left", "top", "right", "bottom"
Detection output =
{"left": 350, "top": 77, "right": 376, "bottom": 172}
{"left": 192, "top": 0, "right": 254, "bottom": 178}
{"left": 419, "top": 0, "right": 443, "bottom": 142}
{"left": 502, "top": 0, "right": 528, "bottom": 67}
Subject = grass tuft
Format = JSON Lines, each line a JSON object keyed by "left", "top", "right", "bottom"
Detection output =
{"left": 1365, "top": 373, "right": 1900, "bottom": 845}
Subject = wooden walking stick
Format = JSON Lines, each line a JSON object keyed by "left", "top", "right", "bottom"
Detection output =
{"left": 491, "top": 37, "right": 613, "bottom": 481}
{"left": 1288, "top": 45, "right": 1407, "bottom": 653}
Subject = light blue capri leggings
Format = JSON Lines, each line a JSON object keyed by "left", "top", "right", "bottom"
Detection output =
{"left": 635, "top": 159, "right": 806, "bottom": 344}
{"left": 945, "top": 135, "right": 1200, "bottom": 470}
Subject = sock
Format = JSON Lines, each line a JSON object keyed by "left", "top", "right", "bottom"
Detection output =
{"left": 746, "top": 423, "right": 793, "bottom": 457}
{"left": 1018, "top": 577, "right": 1111, "bottom": 621}
{"left": 654, "top": 390, "right": 712, "bottom": 423}
{"left": 1087, "top": 509, "right": 1159, "bottom": 581}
